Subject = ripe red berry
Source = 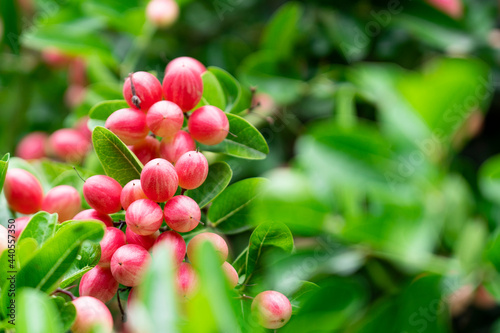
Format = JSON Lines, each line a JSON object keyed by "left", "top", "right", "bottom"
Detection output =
{"left": 83, "top": 175, "right": 122, "bottom": 214}
{"left": 71, "top": 296, "right": 113, "bottom": 333}
{"left": 14, "top": 216, "right": 31, "bottom": 240}
{"left": 125, "top": 199, "right": 164, "bottom": 236}
{"left": 159, "top": 130, "right": 196, "bottom": 164}
{"left": 222, "top": 261, "right": 239, "bottom": 289}
{"left": 110, "top": 244, "right": 151, "bottom": 287}
{"left": 73, "top": 209, "right": 113, "bottom": 227}
{"left": 146, "top": 0, "right": 179, "bottom": 28}
{"left": 49, "top": 128, "right": 90, "bottom": 163}
{"left": 129, "top": 136, "right": 160, "bottom": 165}
{"left": 188, "top": 106, "right": 229, "bottom": 145}
{"left": 251, "top": 291, "right": 292, "bottom": 329}
{"left": 74, "top": 116, "right": 92, "bottom": 141}
{"left": 146, "top": 101, "right": 184, "bottom": 138}
{"left": 152, "top": 230, "right": 186, "bottom": 265}
{"left": 105, "top": 108, "right": 149, "bottom": 145}
{"left": 126, "top": 228, "right": 159, "bottom": 251}
{"left": 187, "top": 232, "right": 228, "bottom": 265}
{"left": 98, "top": 227, "right": 127, "bottom": 268}
{"left": 120, "top": 179, "right": 148, "bottom": 210}
{"left": 140, "top": 158, "right": 178, "bottom": 202}
{"left": 16, "top": 132, "right": 47, "bottom": 160}
{"left": 123, "top": 71, "right": 163, "bottom": 111}
{"left": 162, "top": 64, "right": 203, "bottom": 112}
{"left": 163, "top": 195, "right": 200, "bottom": 233}
{"left": 177, "top": 262, "right": 198, "bottom": 298}
{"left": 4, "top": 168, "right": 44, "bottom": 214}
{"left": 42, "top": 185, "right": 81, "bottom": 222}
{"left": 175, "top": 151, "right": 208, "bottom": 190}
{"left": 79, "top": 266, "right": 119, "bottom": 303}
{"left": 166, "top": 57, "right": 206, "bottom": 77}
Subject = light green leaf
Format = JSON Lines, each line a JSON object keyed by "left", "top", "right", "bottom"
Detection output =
{"left": 199, "top": 114, "right": 269, "bottom": 160}
{"left": 92, "top": 126, "right": 143, "bottom": 186}
{"left": 210, "top": 178, "right": 268, "bottom": 234}
{"left": 0, "top": 153, "right": 9, "bottom": 193}
{"left": 16, "top": 288, "right": 64, "bottom": 333}
{"left": 17, "top": 211, "right": 58, "bottom": 249}
{"left": 51, "top": 296, "right": 77, "bottom": 332}
{"left": 185, "top": 162, "right": 232, "bottom": 208}
{"left": 209, "top": 67, "right": 251, "bottom": 114}
{"left": 198, "top": 71, "right": 226, "bottom": 110}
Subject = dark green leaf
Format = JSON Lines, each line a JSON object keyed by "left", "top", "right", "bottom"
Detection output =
{"left": 210, "top": 178, "right": 268, "bottom": 234}
{"left": 479, "top": 154, "right": 500, "bottom": 205}
{"left": 199, "top": 114, "right": 269, "bottom": 160}
{"left": 60, "top": 241, "right": 101, "bottom": 289}
{"left": 92, "top": 126, "right": 143, "bottom": 186}
{"left": 208, "top": 67, "right": 251, "bottom": 114}
{"left": 246, "top": 222, "right": 293, "bottom": 277}
{"left": 185, "top": 162, "right": 232, "bottom": 208}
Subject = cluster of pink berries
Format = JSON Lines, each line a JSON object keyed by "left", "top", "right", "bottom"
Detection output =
{"left": 106, "top": 57, "right": 229, "bottom": 166}
{"left": 16, "top": 116, "right": 92, "bottom": 163}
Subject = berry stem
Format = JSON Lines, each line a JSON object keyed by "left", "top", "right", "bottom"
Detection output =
{"left": 181, "top": 188, "right": 186, "bottom": 195}
{"left": 128, "top": 73, "right": 142, "bottom": 109}
{"left": 72, "top": 166, "right": 86, "bottom": 183}
{"left": 117, "top": 289, "right": 127, "bottom": 322}
{"left": 52, "top": 288, "right": 76, "bottom": 300}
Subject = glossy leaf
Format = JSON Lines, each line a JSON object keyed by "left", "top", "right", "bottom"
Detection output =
{"left": 209, "top": 67, "right": 251, "bottom": 114}
{"left": 199, "top": 114, "right": 269, "bottom": 160}
{"left": 16, "top": 288, "right": 64, "bottom": 333}
{"left": 0, "top": 153, "right": 9, "bottom": 193}
{"left": 198, "top": 71, "right": 226, "bottom": 110}
{"left": 17, "top": 212, "right": 58, "bottom": 249}
{"left": 51, "top": 296, "right": 77, "bottom": 332}
{"left": 92, "top": 126, "right": 143, "bottom": 186}
{"left": 185, "top": 162, "right": 232, "bottom": 208}
{"left": 209, "top": 178, "right": 268, "bottom": 234}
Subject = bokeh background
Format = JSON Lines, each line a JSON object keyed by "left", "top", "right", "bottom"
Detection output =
{"left": 2, "top": 0, "right": 500, "bottom": 332}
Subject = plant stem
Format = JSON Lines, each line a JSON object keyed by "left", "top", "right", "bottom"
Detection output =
{"left": 52, "top": 288, "right": 76, "bottom": 300}
{"left": 117, "top": 289, "right": 127, "bottom": 322}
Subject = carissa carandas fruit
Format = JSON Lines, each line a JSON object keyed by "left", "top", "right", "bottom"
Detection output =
{"left": 4, "top": 168, "right": 44, "bottom": 214}
{"left": 175, "top": 150, "right": 209, "bottom": 190}
{"left": 79, "top": 266, "right": 118, "bottom": 303}
{"left": 188, "top": 105, "right": 229, "bottom": 145}
{"left": 187, "top": 232, "right": 228, "bottom": 265}
{"left": 159, "top": 130, "right": 196, "bottom": 164}
{"left": 152, "top": 230, "right": 186, "bottom": 265}
{"left": 98, "top": 227, "right": 127, "bottom": 268}
{"left": 71, "top": 296, "right": 113, "bottom": 333}
{"left": 251, "top": 291, "right": 292, "bottom": 329}
{"left": 163, "top": 195, "right": 201, "bottom": 233}
{"left": 105, "top": 108, "right": 149, "bottom": 145}
{"left": 123, "top": 71, "right": 163, "bottom": 111}
{"left": 140, "top": 158, "right": 178, "bottom": 202}
{"left": 162, "top": 63, "right": 203, "bottom": 112}
{"left": 110, "top": 244, "right": 151, "bottom": 287}
{"left": 41, "top": 185, "right": 81, "bottom": 222}
{"left": 146, "top": 100, "right": 184, "bottom": 138}
{"left": 125, "top": 199, "right": 164, "bottom": 236}
{"left": 83, "top": 175, "right": 122, "bottom": 214}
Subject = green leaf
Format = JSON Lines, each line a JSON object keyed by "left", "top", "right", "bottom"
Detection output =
{"left": 290, "top": 281, "right": 321, "bottom": 312}
{"left": 92, "top": 126, "right": 143, "bottom": 186}
{"left": 0, "top": 153, "right": 9, "bottom": 193}
{"left": 198, "top": 71, "right": 226, "bottom": 110}
{"left": 208, "top": 67, "right": 251, "bottom": 114}
{"left": 479, "top": 154, "right": 500, "bottom": 205}
{"left": 60, "top": 241, "right": 101, "bottom": 289}
{"left": 1, "top": 220, "right": 105, "bottom": 316}
{"left": 246, "top": 222, "right": 293, "bottom": 277}
{"left": 15, "top": 288, "right": 64, "bottom": 333}
{"left": 17, "top": 212, "right": 58, "bottom": 249}
{"left": 199, "top": 114, "right": 269, "bottom": 160}
{"left": 209, "top": 178, "right": 268, "bottom": 234}
{"left": 232, "top": 246, "right": 248, "bottom": 276}
{"left": 128, "top": 246, "right": 178, "bottom": 333}
{"left": 260, "top": 2, "right": 302, "bottom": 60}
{"left": 185, "top": 162, "right": 232, "bottom": 208}
{"left": 88, "top": 100, "right": 129, "bottom": 131}
{"left": 51, "top": 296, "right": 77, "bottom": 332}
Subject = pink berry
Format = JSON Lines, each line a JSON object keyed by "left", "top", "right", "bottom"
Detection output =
{"left": 42, "top": 185, "right": 81, "bottom": 222}
{"left": 126, "top": 228, "right": 159, "bottom": 251}
{"left": 187, "top": 232, "right": 228, "bottom": 265}
{"left": 251, "top": 291, "right": 292, "bottom": 329}
{"left": 4, "top": 169, "right": 43, "bottom": 214}
{"left": 163, "top": 195, "right": 200, "bottom": 233}
{"left": 120, "top": 179, "right": 148, "bottom": 210}
{"left": 73, "top": 209, "right": 113, "bottom": 227}
{"left": 427, "top": 0, "right": 463, "bottom": 18}
{"left": 71, "top": 296, "right": 113, "bottom": 333}
{"left": 159, "top": 130, "right": 196, "bottom": 164}
{"left": 177, "top": 262, "right": 198, "bottom": 297}
{"left": 41, "top": 48, "right": 72, "bottom": 68}
{"left": 49, "top": 128, "right": 90, "bottom": 163}
{"left": 129, "top": 136, "right": 160, "bottom": 165}
{"left": 98, "top": 227, "right": 127, "bottom": 268}
{"left": 14, "top": 216, "right": 31, "bottom": 240}
{"left": 152, "top": 231, "right": 186, "bottom": 265}
{"left": 166, "top": 57, "right": 206, "bottom": 77}
{"left": 69, "top": 57, "right": 87, "bottom": 86}
{"left": 146, "top": 0, "right": 179, "bottom": 28}
{"left": 125, "top": 199, "right": 163, "bottom": 236}
{"left": 175, "top": 151, "right": 208, "bottom": 190}
{"left": 140, "top": 158, "right": 178, "bottom": 202}
{"left": 0, "top": 225, "right": 7, "bottom": 254}
{"left": 83, "top": 175, "right": 122, "bottom": 214}
{"left": 16, "top": 132, "right": 47, "bottom": 160}
{"left": 222, "top": 262, "right": 239, "bottom": 289}
{"left": 146, "top": 101, "right": 184, "bottom": 138}
{"left": 110, "top": 244, "right": 151, "bottom": 287}
{"left": 105, "top": 108, "right": 149, "bottom": 145}
{"left": 188, "top": 106, "right": 229, "bottom": 145}
{"left": 123, "top": 71, "right": 163, "bottom": 111}
{"left": 162, "top": 64, "right": 203, "bottom": 112}
{"left": 64, "top": 85, "right": 87, "bottom": 108}
{"left": 79, "top": 266, "right": 119, "bottom": 303}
